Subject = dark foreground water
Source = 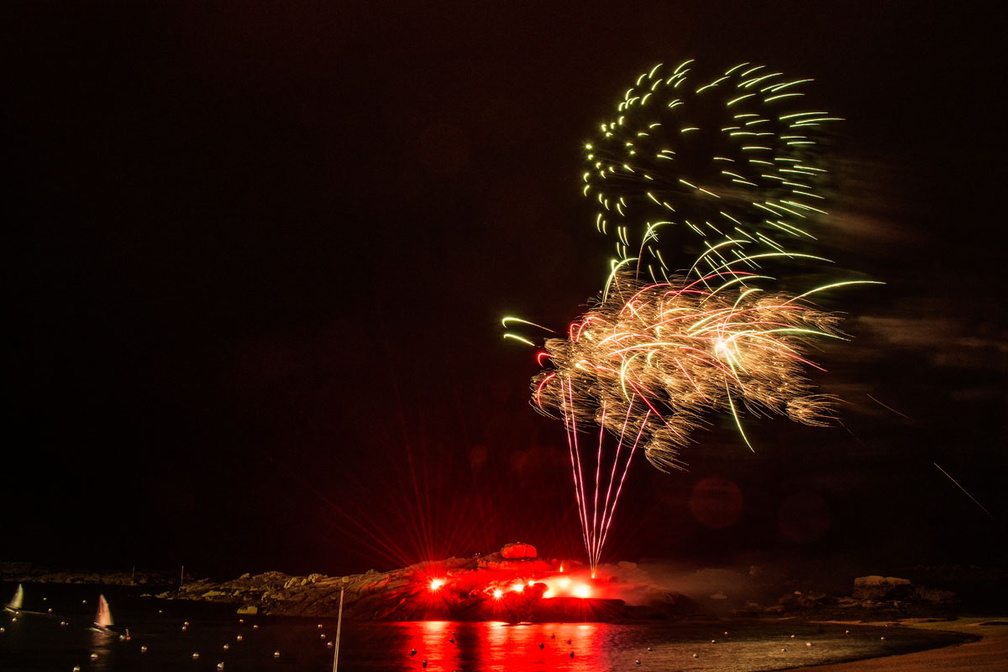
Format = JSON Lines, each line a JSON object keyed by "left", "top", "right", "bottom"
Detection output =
{"left": 1, "top": 583, "right": 973, "bottom": 672}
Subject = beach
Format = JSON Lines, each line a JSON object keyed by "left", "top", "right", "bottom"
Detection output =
{"left": 807, "top": 617, "right": 1008, "bottom": 671}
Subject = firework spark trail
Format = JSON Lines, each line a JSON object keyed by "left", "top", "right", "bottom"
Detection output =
{"left": 934, "top": 463, "right": 994, "bottom": 517}
{"left": 583, "top": 60, "right": 841, "bottom": 283}
{"left": 533, "top": 270, "right": 851, "bottom": 470}
{"left": 504, "top": 59, "right": 873, "bottom": 570}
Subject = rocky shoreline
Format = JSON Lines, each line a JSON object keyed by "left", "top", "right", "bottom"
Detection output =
{"left": 2, "top": 550, "right": 984, "bottom": 622}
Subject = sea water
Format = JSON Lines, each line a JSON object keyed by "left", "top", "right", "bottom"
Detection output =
{"left": 0, "top": 583, "right": 972, "bottom": 672}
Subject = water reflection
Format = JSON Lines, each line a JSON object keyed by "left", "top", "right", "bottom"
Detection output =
{"left": 86, "top": 629, "right": 115, "bottom": 671}
{"left": 391, "top": 621, "right": 625, "bottom": 671}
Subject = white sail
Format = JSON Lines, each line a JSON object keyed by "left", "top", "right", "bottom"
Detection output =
{"left": 94, "top": 594, "right": 114, "bottom": 629}
{"left": 4, "top": 584, "right": 24, "bottom": 611}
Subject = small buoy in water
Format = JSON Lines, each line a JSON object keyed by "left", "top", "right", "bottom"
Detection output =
{"left": 254, "top": 624, "right": 259, "bottom": 629}
{"left": 781, "top": 647, "right": 787, "bottom": 652}
{"left": 450, "top": 638, "right": 455, "bottom": 644}
{"left": 880, "top": 636, "right": 885, "bottom": 641}
{"left": 711, "top": 639, "right": 716, "bottom": 644}
{"left": 845, "top": 630, "right": 850, "bottom": 635}
{"left": 790, "top": 634, "right": 795, "bottom": 639}
{"left": 236, "top": 635, "right": 243, "bottom": 642}
{"left": 320, "top": 633, "right": 326, "bottom": 639}
{"left": 326, "top": 642, "right": 333, "bottom": 649}
{"left": 73, "top": 667, "right": 81, "bottom": 672}
{"left": 90, "top": 654, "right": 99, "bottom": 661}
{"left": 141, "top": 646, "right": 148, "bottom": 653}
{"left": 193, "top": 652, "right": 200, "bottom": 660}
{"left": 806, "top": 642, "right": 812, "bottom": 648}
{"left": 570, "top": 652, "right": 574, "bottom": 658}
{"left": 223, "top": 644, "right": 230, "bottom": 651}
{"left": 693, "top": 653, "right": 700, "bottom": 659}
{"left": 647, "top": 647, "right": 652, "bottom": 652}
{"left": 60, "top": 621, "right": 69, "bottom": 626}
{"left": 411, "top": 648, "right": 417, "bottom": 656}
{"left": 551, "top": 633, "right": 555, "bottom": 639}
{"left": 217, "top": 664, "right": 224, "bottom": 671}
{"left": 48, "top": 608, "right": 53, "bottom": 613}
{"left": 567, "top": 639, "right": 572, "bottom": 644}
{"left": 182, "top": 625, "right": 188, "bottom": 631}
{"left": 539, "top": 642, "right": 544, "bottom": 649}
{"left": 317, "top": 623, "right": 323, "bottom": 629}
{"left": 274, "top": 651, "right": 280, "bottom": 659}
{"left": 635, "top": 660, "right": 641, "bottom": 665}
{"left": 422, "top": 660, "right": 428, "bottom": 668}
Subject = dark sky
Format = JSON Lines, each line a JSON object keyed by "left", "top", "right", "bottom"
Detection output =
{"left": 4, "top": 2, "right": 1005, "bottom": 579}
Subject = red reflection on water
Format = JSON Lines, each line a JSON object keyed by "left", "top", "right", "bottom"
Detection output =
{"left": 402, "top": 621, "right": 462, "bottom": 671}
{"left": 399, "top": 621, "right": 609, "bottom": 672}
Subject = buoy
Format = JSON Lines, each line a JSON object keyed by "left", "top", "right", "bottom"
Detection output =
{"left": 90, "top": 654, "right": 99, "bottom": 660}
{"left": 635, "top": 660, "right": 641, "bottom": 665}
{"left": 224, "top": 644, "right": 230, "bottom": 651}
{"left": 217, "top": 664, "right": 225, "bottom": 671}
{"left": 422, "top": 660, "right": 428, "bottom": 668}
{"left": 274, "top": 651, "right": 280, "bottom": 659}
{"left": 693, "top": 653, "right": 700, "bottom": 658}
{"left": 141, "top": 646, "right": 148, "bottom": 653}
{"left": 539, "top": 642, "right": 544, "bottom": 649}
{"left": 647, "top": 647, "right": 652, "bottom": 652}
{"left": 237, "top": 635, "right": 243, "bottom": 642}
{"left": 193, "top": 652, "right": 200, "bottom": 660}
{"left": 327, "top": 642, "right": 334, "bottom": 649}
{"left": 570, "top": 652, "right": 574, "bottom": 658}
{"left": 411, "top": 648, "right": 417, "bottom": 656}
{"left": 806, "top": 642, "right": 812, "bottom": 647}
{"left": 320, "top": 633, "right": 326, "bottom": 639}
{"left": 73, "top": 667, "right": 81, "bottom": 672}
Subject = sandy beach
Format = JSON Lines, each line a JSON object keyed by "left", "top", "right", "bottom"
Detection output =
{"left": 804, "top": 617, "right": 1008, "bottom": 671}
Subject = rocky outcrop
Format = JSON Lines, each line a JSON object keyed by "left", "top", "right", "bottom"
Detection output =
{"left": 730, "top": 574, "right": 959, "bottom": 618}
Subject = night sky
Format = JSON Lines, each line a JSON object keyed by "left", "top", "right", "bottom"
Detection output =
{"left": 4, "top": 2, "right": 1005, "bottom": 580}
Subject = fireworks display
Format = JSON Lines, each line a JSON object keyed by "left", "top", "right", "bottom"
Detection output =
{"left": 533, "top": 271, "right": 845, "bottom": 471}
{"left": 509, "top": 60, "right": 872, "bottom": 573}
{"left": 583, "top": 60, "right": 840, "bottom": 283}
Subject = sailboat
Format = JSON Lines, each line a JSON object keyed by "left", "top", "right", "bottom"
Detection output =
{"left": 90, "top": 594, "right": 114, "bottom": 633}
{"left": 4, "top": 584, "right": 24, "bottom": 613}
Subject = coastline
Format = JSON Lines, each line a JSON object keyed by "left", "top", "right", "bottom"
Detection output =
{"left": 802, "top": 617, "right": 1008, "bottom": 671}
